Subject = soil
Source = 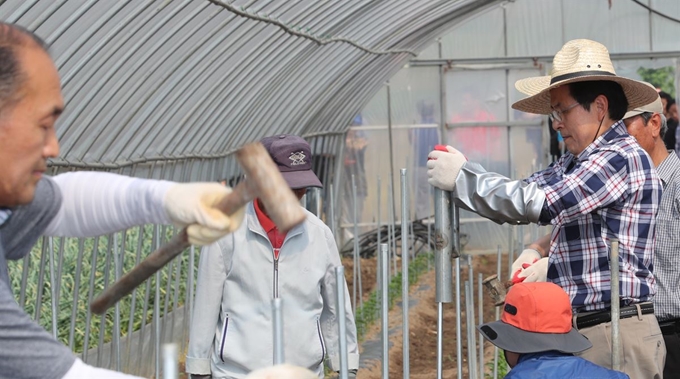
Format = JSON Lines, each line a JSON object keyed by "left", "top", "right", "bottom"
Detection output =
{"left": 356, "top": 253, "right": 509, "bottom": 379}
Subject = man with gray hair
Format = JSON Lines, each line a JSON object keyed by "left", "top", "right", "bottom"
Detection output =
{"left": 623, "top": 94, "right": 680, "bottom": 378}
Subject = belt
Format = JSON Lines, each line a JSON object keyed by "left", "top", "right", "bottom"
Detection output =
{"left": 576, "top": 302, "right": 654, "bottom": 329}
{"left": 658, "top": 318, "right": 680, "bottom": 335}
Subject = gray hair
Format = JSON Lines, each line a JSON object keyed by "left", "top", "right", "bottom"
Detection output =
{"left": 640, "top": 112, "right": 668, "bottom": 139}
{"left": 0, "top": 23, "right": 48, "bottom": 116}
{"left": 660, "top": 113, "right": 668, "bottom": 140}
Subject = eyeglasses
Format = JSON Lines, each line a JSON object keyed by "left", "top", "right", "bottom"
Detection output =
{"left": 549, "top": 102, "right": 581, "bottom": 123}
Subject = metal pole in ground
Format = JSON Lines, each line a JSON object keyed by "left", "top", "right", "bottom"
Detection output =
{"left": 380, "top": 243, "right": 390, "bottom": 379}
{"left": 306, "top": 187, "right": 322, "bottom": 217}
{"left": 465, "top": 281, "right": 478, "bottom": 379}
{"left": 388, "top": 179, "right": 397, "bottom": 277}
{"left": 272, "top": 298, "right": 284, "bottom": 365}
{"left": 452, "top": 203, "right": 462, "bottom": 379}
{"left": 478, "top": 273, "right": 484, "bottom": 379}
{"left": 354, "top": 176, "right": 363, "bottom": 307}
{"left": 428, "top": 185, "right": 433, "bottom": 272}
{"left": 400, "top": 168, "right": 410, "bottom": 379}
{"left": 434, "top": 188, "right": 453, "bottom": 379}
{"left": 494, "top": 245, "right": 502, "bottom": 379}
{"left": 329, "top": 184, "right": 336, "bottom": 242}
{"left": 335, "top": 266, "right": 349, "bottom": 379}
{"left": 351, "top": 175, "right": 358, "bottom": 313}
{"left": 162, "top": 343, "right": 178, "bottom": 379}
{"left": 611, "top": 239, "right": 621, "bottom": 371}
{"left": 377, "top": 176, "right": 382, "bottom": 292}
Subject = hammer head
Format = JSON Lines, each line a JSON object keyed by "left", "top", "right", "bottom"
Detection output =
{"left": 236, "top": 142, "right": 307, "bottom": 232}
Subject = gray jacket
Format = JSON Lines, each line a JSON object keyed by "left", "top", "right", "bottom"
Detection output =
{"left": 186, "top": 202, "right": 359, "bottom": 378}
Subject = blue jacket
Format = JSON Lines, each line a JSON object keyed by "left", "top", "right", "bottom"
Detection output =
{"left": 506, "top": 351, "right": 629, "bottom": 379}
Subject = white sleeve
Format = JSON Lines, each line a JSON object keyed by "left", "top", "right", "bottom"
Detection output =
{"left": 44, "top": 171, "right": 174, "bottom": 237}
{"left": 62, "top": 358, "right": 145, "bottom": 379}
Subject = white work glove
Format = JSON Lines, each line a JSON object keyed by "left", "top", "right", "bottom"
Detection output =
{"left": 163, "top": 183, "right": 245, "bottom": 245}
{"left": 511, "top": 248, "right": 542, "bottom": 279}
{"left": 426, "top": 145, "right": 467, "bottom": 191}
{"left": 516, "top": 257, "right": 549, "bottom": 282}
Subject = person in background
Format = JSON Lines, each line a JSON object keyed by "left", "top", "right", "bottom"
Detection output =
{"left": 411, "top": 101, "right": 440, "bottom": 220}
{"left": 341, "top": 115, "right": 368, "bottom": 244}
{"left": 186, "top": 135, "right": 359, "bottom": 379}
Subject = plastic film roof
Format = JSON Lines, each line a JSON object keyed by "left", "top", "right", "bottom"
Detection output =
{"left": 0, "top": 0, "right": 502, "bottom": 170}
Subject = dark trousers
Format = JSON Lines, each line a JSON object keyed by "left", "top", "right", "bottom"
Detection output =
{"left": 664, "top": 331, "right": 680, "bottom": 379}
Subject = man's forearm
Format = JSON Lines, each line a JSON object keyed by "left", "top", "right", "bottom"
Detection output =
{"left": 526, "top": 233, "right": 551, "bottom": 257}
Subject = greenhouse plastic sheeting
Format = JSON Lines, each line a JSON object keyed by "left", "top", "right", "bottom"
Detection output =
{"left": 0, "top": 0, "right": 502, "bottom": 176}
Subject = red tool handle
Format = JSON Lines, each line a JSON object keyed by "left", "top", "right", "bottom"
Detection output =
{"left": 428, "top": 144, "right": 449, "bottom": 161}
{"left": 511, "top": 259, "right": 539, "bottom": 284}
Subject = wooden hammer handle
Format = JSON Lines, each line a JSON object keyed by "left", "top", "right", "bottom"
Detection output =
{"left": 90, "top": 183, "right": 249, "bottom": 315}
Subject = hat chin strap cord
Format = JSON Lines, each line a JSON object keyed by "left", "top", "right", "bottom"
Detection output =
{"left": 592, "top": 115, "right": 606, "bottom": 144}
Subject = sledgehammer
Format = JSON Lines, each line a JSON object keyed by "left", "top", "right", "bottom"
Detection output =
{"left": 90, "top": 142, "right": 306, "bottom": 315}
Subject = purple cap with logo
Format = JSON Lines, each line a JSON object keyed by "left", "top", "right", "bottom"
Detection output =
{"left": 260, "top": 135, "right": 323, "bottom": 190}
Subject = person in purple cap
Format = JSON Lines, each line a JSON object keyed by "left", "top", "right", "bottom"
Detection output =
{"left": 186, "top": 135, "right": 359, "bottom": 379}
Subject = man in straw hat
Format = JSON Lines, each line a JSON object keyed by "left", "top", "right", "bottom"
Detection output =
{"left": 428, "top": 39, "right": 665, "bottom": 378}
{"left": 520, "top": 87, "right": 680, "bottom": 378}
{"left": 478, "top": 282, "right": 628, "bottom": 378}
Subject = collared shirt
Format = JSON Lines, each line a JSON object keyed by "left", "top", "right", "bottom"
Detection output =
{"left": 652, "top": 152, "right": 680, "bottom": 321}
{"left": 0, "top": 209, "right": 10, "bottom": 227}
{"left": 526, "top": 121, "right": 661, "bottom": 312}
{"left": 253, "top": 199, "right": 287, "bottom": 257}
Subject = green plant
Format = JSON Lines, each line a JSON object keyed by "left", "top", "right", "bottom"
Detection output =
{"left": 637, "top": 66, "right": 675, "bottom": 97}
{"left": 353, "top": 252, "right": 433, "bottom": 342}
{"left": 7, "top": 225, "right": 196, "bottom": 354}
{"left": 486, "top": 349, "right": 510, "bottom": 378}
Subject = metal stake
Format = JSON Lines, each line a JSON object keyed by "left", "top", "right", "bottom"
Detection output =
{"left": 465, "top": 281, "right": 478, "bottom": 379}
{"left": 611, "top": 239, "right": 621, "bottom": 371}
{"left": 400, "top": 169, "right": 410, "bottom": 379}
{"left": 335, "top": 266, "right": 349, "bottom": 379}
{"left": 380, "top": 243, "right": 390, "bottom": 379}
{"left": 272, "top": 298, "right": 284, "bottom": 365}
{"left": 434, "top": 187, "right": 453, "bottom": 379}
{"left": 162, "top": 343, "right": 178, "bottom": 379}
{"left": 478, "top": 273, "right": 484, "bottom": 379}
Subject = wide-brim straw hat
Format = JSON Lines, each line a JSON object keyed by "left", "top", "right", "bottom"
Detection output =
{"left": 512, "top": 39, "right": 659, "bottom": 115}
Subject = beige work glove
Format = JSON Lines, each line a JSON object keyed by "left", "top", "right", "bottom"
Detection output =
{"left": 427, "top": 145, "right": 467, "bottom": 191}
{"left": 163, "top": 183, "right": 244, "bottom": 245}
{"left": 511, "top": 248, "right": 542, "bottom": 279}
{"left": 516, "top": 256, "right": 549, "bottom": 282}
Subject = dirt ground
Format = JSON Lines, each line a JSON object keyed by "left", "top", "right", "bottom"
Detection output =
{"left": 357, "top": 253, "right": 509, "bottom": 379}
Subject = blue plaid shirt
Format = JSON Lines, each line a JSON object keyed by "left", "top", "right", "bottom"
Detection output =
{"left": 526, "top": 121, "right": 661, "bottom": 312}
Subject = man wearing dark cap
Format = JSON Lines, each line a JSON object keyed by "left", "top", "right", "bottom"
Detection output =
{"left": 186, "top": 135, "right": 359, "bottom": 379}
{"left": 479, "top": 282, "right": 628, "bottom": 378}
